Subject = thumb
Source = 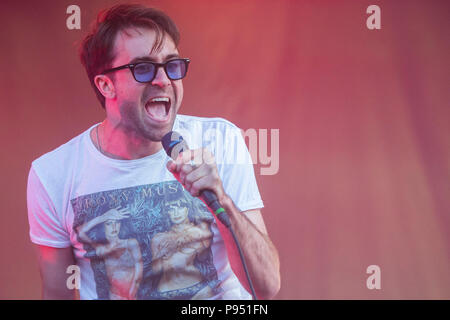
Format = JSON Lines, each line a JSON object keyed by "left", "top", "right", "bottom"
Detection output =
{"left": 166, "top": 160, "right": 176, "bottom": 172}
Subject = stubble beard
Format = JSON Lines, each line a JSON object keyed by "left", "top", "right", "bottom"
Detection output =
{"left": 119, "top": 99, "right": 176, "bottom": 142}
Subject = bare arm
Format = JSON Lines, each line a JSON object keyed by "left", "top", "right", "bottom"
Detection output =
{"left": 220, "top": 197, "right": 280, "bottom": 299}
{"left": 34, "top": 245, "right": 77, "bottom": 300}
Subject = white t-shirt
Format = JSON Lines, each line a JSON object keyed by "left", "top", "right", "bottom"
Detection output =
{"left": 27, "top": 114, "right": 263, "bottom": 300}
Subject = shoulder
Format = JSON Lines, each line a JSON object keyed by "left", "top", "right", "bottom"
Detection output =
{"left": 31, "top": 125, "right": 94, "bottom": 187}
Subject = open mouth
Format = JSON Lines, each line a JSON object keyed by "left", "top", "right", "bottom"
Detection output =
{"left": 144, "top": 97, "right": 171, "bottom": 122}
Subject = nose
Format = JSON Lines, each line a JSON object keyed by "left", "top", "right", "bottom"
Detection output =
{"left": 151, "top": 65, "right": 171, "bottom": 88}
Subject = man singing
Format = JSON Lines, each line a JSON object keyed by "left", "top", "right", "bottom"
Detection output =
{"left": 27, "top": 3, "right": 280, "bottom": 300}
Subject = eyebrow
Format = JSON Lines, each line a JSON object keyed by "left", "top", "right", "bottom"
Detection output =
{"left": 129, "top": 53, "right": 180, "bottom": 64}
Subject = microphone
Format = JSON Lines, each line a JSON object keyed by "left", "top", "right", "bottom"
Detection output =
{"left": 161, "top": 131, "right": 231, "bottom": 228}
{"left": 161, "top": 130, "right": 257, "bottom": 300}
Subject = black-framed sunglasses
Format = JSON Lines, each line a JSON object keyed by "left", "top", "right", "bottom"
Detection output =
{"left": 101, "top": 58, "right": 190, "bottom": 83}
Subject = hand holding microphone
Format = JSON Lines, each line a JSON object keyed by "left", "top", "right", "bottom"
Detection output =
{"left": 162, "top": 131, "right": 231, "bottom": 228}
{"left": 167, "top": 147, "right": 223, "bottom": 198}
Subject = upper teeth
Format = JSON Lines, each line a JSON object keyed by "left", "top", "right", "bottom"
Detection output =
{"left": 150, "top": 97, "right": 169, "bottom": 103}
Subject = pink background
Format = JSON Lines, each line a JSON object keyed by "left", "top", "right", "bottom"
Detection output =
{"left": 0, "top": 0, "right": 449, "bottom": 299}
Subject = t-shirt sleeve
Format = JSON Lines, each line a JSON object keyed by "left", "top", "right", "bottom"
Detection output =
{"left": 218, "top": 124, "right": 264, "bottom": 213}
{"left": 27, "top": 166, "right": 71, "bottom": 248}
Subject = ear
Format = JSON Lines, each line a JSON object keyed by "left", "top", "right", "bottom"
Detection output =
{"left": 94, "top": 74, "right": 116, "bottom": 100}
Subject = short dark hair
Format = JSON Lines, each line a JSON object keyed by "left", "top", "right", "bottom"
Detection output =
{"left": 79, "top": 4, "right": 180, "bottom": 108}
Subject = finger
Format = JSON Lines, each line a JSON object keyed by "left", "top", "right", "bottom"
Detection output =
{"left": 184, "top": 163, "right": 210, "bottom": 192}
{"left": 179, "top": 164, "right": 195, "bottom": 185}
{"left": 188, "top": 175, "right": 212, "bottom": 197}
{"left": 179, "top": 149, "right": 205, "bottom": 168}
{"left": 179, "top": 150, "right": 194, "bottom": 166}
{"left": 173, "top": 149, "right": 203, "bottom": 173}
{"left": 185, "top": 157, "right": 216, "bottom": 191}
{"left": 166, "top": 160, "right": 176, "bottom": 172}
{"left": 188, "top": 169, "right": 222, "bottom": 197}
{"left": 170, "top": 151, "right": 190, "bottom": 173}
{"left": 200, "top": 148, "right": 216, "bottom": 165}
{"left": 191, "top": 148, "right": 204, "bottom": 167}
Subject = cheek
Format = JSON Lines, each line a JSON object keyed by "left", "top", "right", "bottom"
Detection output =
{"left": 118, "top": 101, "right": 139, "bottom": 126}
{"left": 174, "top": 82, "right": 184, "bottom": 110}
{"left": 118, "top": 89, "right": 147, "bottom": 123}
{"left": 114, "top": 73, "right": 144, "bottom": 102}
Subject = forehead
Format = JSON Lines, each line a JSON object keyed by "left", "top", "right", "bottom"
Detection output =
{"left": 112, "top": 27, "right": 179, "bottom": 64}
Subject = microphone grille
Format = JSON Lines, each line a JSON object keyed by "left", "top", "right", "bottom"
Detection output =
{"left": 161, "top": 131, "right": 189, "bottom": 159}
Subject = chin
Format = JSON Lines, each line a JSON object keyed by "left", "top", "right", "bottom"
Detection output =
{"left": 143, "top": 119, "right": 176, "bottom": 142}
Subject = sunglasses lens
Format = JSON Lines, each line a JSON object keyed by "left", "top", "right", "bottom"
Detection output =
{"left": 132, "top": 60, "right": 188, "bottom": 82}
{"left": 166, "top": 60, "right": 187, "bottom": 80}
{"left": 133, "top": 63, "right": 155, "bottom": 82}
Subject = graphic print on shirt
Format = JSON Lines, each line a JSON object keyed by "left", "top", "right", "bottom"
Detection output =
{"left": 71, "top": 181, "right": 221, "bottom": 300}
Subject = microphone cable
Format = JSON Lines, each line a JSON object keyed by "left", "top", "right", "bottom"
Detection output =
{"left": 211, "top": 205, "right": 258, "bottom": 301}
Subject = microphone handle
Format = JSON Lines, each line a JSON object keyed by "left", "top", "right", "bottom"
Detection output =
{"left": 200, "top": 189, "right": 231, "bottom": 228}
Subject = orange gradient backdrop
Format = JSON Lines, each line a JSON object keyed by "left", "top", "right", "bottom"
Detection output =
{"left": 0, "top": 0, "right": 449, "bottom": 299}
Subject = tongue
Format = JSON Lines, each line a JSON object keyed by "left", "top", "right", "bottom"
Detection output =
{"left": 146, "top": 102, "right": 167, "bottom": 121}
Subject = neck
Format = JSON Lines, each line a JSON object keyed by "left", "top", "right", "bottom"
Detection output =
{"left": 94, "top": 120, "right": 162, "bottom": 160}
